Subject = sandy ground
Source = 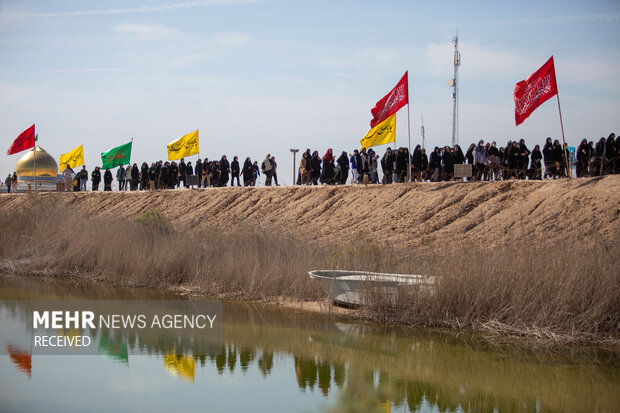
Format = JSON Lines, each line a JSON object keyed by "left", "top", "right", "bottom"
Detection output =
{"left": 1, "top": 175, "right": 618, "bottom": 249}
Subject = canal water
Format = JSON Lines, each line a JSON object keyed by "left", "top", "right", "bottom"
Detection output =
{"left": 0, "top": 274, "right": 618, "bottom": 413}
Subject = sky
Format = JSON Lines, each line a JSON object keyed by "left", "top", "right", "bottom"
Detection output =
{"left": 1, "top": 0, "right": 619, "bottom": 185}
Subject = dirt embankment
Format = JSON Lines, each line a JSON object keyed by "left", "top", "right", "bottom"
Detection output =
{"left": 1, "top": 175, "right": 618, "bottom": 248}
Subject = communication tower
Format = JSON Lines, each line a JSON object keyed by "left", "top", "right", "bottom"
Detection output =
{"left": 449, "top": 34, "right": 461, "bottom": 147}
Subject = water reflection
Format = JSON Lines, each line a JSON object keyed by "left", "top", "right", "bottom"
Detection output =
{"left": 1, "top": 275, "right": 619, "bottom": 413}
{"left": 5, "top": 343, "right": 31, "bottom": 377}
{"left": 164, "top": 354, "right": 195, "bottom": 383}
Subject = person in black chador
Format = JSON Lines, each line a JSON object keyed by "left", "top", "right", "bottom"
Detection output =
{"left": 336, "top": 151, "right": 349, "bottom": 185}
{"left": 542, "top": 137, "right": 555, "bottom": 178}
{"left": 103, "top": 169, "right": 113, "bottom": 191}
{"left": 553, "top": 140, "right": 565, "bottom": 177}
{"left": 210, "top": 160, "right": 220, "bottom": 187}
{"left": 310, "top": 151, "right": 321, "bottom": 185}
{"left": 615, "top": 133, "right": 620, "bottom": 174}
{"left": 195, "top": 159, "right": 202, "bottom": 187}
{"left": 91, "top": 167, "right": 101, "bottom": 191}
{"left": 321, "top": 148, "right": 335, "bottom": 185}
{"left": 219, "top": 155, "right": 230, "bottom": 187}
{"left": 395, "top": 147, "right": 408, "bottom": 182}
{"left": 160, "top": 162, "right": 169, "bottom": 188}
{"left": 140, "top": 162, "right": 149, "bottom": 190}
{"left": 518, "top": 139, "right": 530, "bottom": 180}
{"left": 592, "top": 137, "right": 605, "bottom": 176}
{"left": 186, "top": 162, "right": 194, "bottom": 188}
{"left": 168, "top": 161, "right": 178, "bottom": 188}
{"left": 230, "top": 156, "right": 241, "bottom": 186}
{"left": 241, "top": 157, "right": 253, "bottom": 186}
{"left": 381, "top": 147, "right": 394, "bottom": 184}
{"left": 414, "top": 146, "right": 429, "bottom": 182}
{"left": 576, "top": 139, "right": 590, "bottom": 178}
{"left": 130, "top": 163, "right": 140, "bottom": 190}
{"left": 528, "top": 144, "right": 542, "bottom": 180}
{"left": 178, "top": 158, "right": 186, "bottom": 188}
{"left": 453, "top": 144, "right": 465, "bottom": 166}
{"left": 605, "top": 133, "right": 616, "bottom": 174}
{"left": 428, "top": 146, "right": 441, "bottom": 182}
{"left": 441, "top": 146, "right": 454, "bottom": 180}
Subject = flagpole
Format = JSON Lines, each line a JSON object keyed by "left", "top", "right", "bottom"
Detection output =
{"left": 406, "top": 71, "right": 412, "bottom": 182}
{"left": 555, "top": 94, "right": 571, "bottom": 178}
{"left": 407, "top": 102, "right": 412, "bottom": 182}
{"left": 33, "top": 145, "right": 37, "bottom": 192}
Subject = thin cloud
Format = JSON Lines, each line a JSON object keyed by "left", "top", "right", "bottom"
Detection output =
{"left": 463, "top": 12, "right": 620, "bottom": 27}
{"left": 114, "top": 24, "right": 179, "bottom": 40}
{"left": 1, "top": 0, "right": 258, "bottom": 19}
{"left": 45, "top": 66, "right": 172, "bottom": 74}
{"left": 214, "top": 33, "right": 250, "bottom": 49}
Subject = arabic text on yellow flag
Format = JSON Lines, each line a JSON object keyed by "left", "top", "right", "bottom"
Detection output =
{"left": 59, "top": 144, "right": 84, "bottom": 172}
{"left": 167, "top": 130, "right": 199, "bottom": 160}
{"left": 360, "top": 113, "right": 396, "bottom": 150}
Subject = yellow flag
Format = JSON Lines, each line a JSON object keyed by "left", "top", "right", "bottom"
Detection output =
{"left": 360, "top": 114, "right": 396, "bottom": 150}
{"left": 167, "top": 130, "right": 199, "bottom": 160}
{"left": 164, "top": 353, "right": 195, "bottom": 383}
{"left": 58, "top": 144, "right": 84, "bottom": 172}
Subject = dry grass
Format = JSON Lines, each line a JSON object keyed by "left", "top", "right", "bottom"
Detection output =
{"left": 367, "top": 238, "right": 620, "bottom": 344}
{"left": 0, "top": 194, "right": 618, "bottom": 343}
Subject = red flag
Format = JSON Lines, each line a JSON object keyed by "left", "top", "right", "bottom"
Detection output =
{"left": 6, "top": 344, "right": 32, "bottom": 377}
{"left": 370, "top": 72, "right": 408, "bottom": 128}
{"left": 514, "top": 57, "right": 558, "bottom": 126}
{"left": 7, "top": 124, "right": 36, "bottom": 155}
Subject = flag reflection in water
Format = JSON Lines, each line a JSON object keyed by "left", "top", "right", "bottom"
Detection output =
{"left": 5, "top": 343, "right": 32, "bottom": 378}
{"left": 164, "top": 354, "right": 196, "bottom": 383}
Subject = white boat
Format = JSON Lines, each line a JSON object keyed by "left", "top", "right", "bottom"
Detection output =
{"left": 309, "top": 270, "right": 435, "bottom": 307}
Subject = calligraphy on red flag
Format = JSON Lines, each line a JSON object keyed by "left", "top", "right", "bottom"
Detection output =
{"left": 370, "top": 72, "right": 409, "bottom": 128}
{"left": 514, "top": 57, "right": 558, "bottom": 126}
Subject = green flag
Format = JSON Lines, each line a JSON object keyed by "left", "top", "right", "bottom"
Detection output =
{"left": 35, "top": 134, "right": 38, "bottom": 142}
{"left": 101, "top": 141, "right": 132, "bottom": 169}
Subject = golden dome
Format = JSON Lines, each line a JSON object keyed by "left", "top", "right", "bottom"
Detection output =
{"left": 15, "top": 146, "right": 59, "bottom": 177}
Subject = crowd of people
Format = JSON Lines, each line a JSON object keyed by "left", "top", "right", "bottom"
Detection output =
{"left": 297, "top": 133, "right": 620, "bottom": 184}
{"left": 3, "top": 133, "right": 619, "bottom": 192}
{"left": 54, "top": 154, "right": 280, "bottom": 192}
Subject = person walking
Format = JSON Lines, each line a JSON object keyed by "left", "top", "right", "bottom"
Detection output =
{"left": 336, "top": 151, "right": 349, "bottom": 185}
{"left": 251, "top": 161, "right": 260, "bottom": 186}
{"left": 5, "top": 174, "right": 12, "bottom": 193}
{"left": 261, "top": 154, "right": 273, "bottom": 186}
{"left": 219, "top": 155, "right": 230, "bottom": 187}
{"left": 130, "top": 163, "right": 140, "bottom": 190}
{"left": 140, "top": 162, "right": 149, "bottom": 190}
{"left": 178, "top": 158, "right": 187, "bottom": 188}
{"left": 124, "top": 165, "right": 131, "bottom": 190}
{"left": 270, "top": 156, "right": 279, "bottom": 186}
{"left": 242, "top": 157, "right": 253, "bottom": 186}
{"left": 91, "top": 166, "right": 101, "bottom": 191}
{"left": 321, "top": 149, "right": 335, "bottom": 185}
{"left": 116, "top": 165, "right": 126, "bottom": 191}
{"left": 104, "top": 169, "right": 113, "bottom": 191}
{"left": 310, "top": 151, "right": 321, "bottom": 185}
{"left": 230, "top": 156, "right": 241, "bottom": 187}
{"left": 62, "top": 166, "right": 74, "bottom": 192}
{"left": 300, "top": 152, "right": 311, "bottom": 185}
{"left": 148, "top": 163, "right": 157, "bottom": 190}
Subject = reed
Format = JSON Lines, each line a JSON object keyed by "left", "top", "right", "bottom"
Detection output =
{"left": 0, "top": 195, "right": 617, "bottom": 343}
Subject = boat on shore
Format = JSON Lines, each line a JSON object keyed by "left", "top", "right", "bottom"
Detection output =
{"left": 309, "top": 270, "right": 435, "bottom": 307}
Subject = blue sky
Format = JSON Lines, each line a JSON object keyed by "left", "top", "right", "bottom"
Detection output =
{"left": 1, "top": 0, "right": 619, "bottom": 184}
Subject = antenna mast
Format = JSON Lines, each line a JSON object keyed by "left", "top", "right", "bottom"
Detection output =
{"left": 450, "top": 33, "right": 461, "bottom": 147}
